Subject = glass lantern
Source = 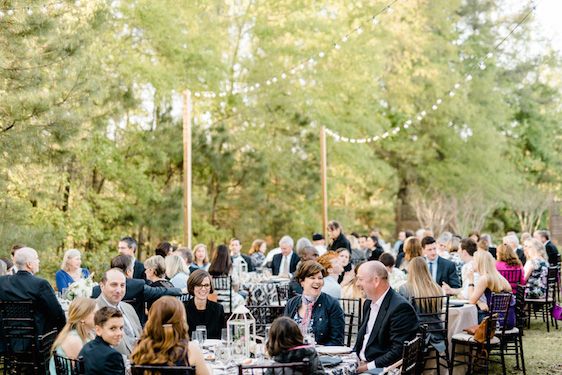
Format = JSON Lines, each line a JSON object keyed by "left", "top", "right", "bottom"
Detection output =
{"left": 227, "top": 305, "right": 256, "bottom": 359}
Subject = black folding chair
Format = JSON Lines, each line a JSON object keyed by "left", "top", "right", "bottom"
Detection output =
{"left": 53, "top": 354, "right": 85, "bottom": 375}
{"left": 338, "top": 298, "right": 363, "bottom": 346}
{"left": 238, "top": 359, "right": 310, "bottom": 375}
{"left": 496, "top": 285, "right": 526, "bottom": 375}
{"left": 212, "top": 276, "right": 233, "bottom": 314}
{"left": 130, "top": 364, "right": 195, "bottom": 374}
{"left": 410, "top": 295, "right": 450, "bottom": 373}
{"left": 276, "top": 284, "right": 290, "bottom": 305}
{"left": 400, "top": 334, "right": 424, "bottom": 374}
{"left": 0, "top": 300, "right": 58, "bottom": 375}
{"left": 247, "top": 305, "right": 285, "bottom": 338}
{"left": 525, "top": 266, "right": 559, "bottom": 332}
{"left": 498, "top": 268, "right": 523, "bottom": 292}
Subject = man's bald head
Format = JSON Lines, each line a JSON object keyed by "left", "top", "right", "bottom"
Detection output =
{"left": 357, "top": 261, "right": 389, "bottom": 300}
{"left": 359, "top": 260, "right": 388, "bottom": 279}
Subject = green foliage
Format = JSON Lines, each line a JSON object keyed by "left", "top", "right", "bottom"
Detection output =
{"left": 1, "top": 0, "right": 561, "bottom": 278}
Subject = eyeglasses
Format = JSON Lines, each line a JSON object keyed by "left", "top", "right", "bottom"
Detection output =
{"left": 195, "top": 284, "right": 211, "bottom": 289}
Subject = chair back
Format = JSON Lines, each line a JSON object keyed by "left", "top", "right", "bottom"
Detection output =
{"left": 212, "top": 276, "right": 233, "bottom": 313}
{"left": 498, "top": 269, "right": 522, "bottom": 292}
{"left": 489, "top": 292, "right": 513, "bottom": 334}
{"left": 130, "top": 364, "right": 196, "bottom": 374}
{"left": 53, "top": 354, "right": 85, "bottom": 375}
{"left": 547, "top": 267, "right": 559, "bottom": 295}
{"left": 176, "top": 294, "right": 192, "bottom": 302}
{"left": 276, "top": 284, "right": 290, "bottom": 305}
{"left": 338, "top": 298, "right": 363, "bottom": 325}
{"left": 410, "top": 295, "right": 449, "bottom": 341}
{"left": 514, "top": 285, "right": 528, "bottom": 330}
{"left": 238, "top": 359, "right": 310, "bottom": 375}
{"left": 247, "top": 305, "right": 285, "bottom": 337}
{"left": 401, "top": 334, "right": 423, "bottom": 374}
{"left": 343, "top": 312, "right": 355, "bottom": 347}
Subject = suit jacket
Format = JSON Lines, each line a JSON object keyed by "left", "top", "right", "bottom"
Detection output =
{"left": 271, "top": 252, "right": 300, "bottom": 276}
{"left": 95, "top": 296, "right": 142, "bottom": 356}
{"left": 435, "top": 256, "right": 461, "bottom": 289}
{"left": 79, "top": 335, "right": 125, "bottom": 375}
{"left": 516, "top": 247, "right": 526, "bottom": 266}
{"left": 545, "top": 241, "right": 559, "bottom": 266}
{"left": 354, "top": 288, "right": 419, "bottom": 368}
{"left": 91, "top": 278, "right": 182, "bottom": 326}
{"left": 133, "top": 259, "right": 146, "bottom": 280}
{"left": 0, "top": 271, "right": 66, "bottom": 352}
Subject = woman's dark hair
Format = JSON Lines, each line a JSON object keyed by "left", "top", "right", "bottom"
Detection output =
{"left": 187, "top": 269, "right": 214, "bottom": 295}
{"left": 379, "top": 253, "right": 395, "bottom": 268}
{"left": 208, "top": 244, "right": 232, "bottom": 276}
{"left": 294, "top": 260, "right": 327, "bottom": 282}
{"left": 155, "top": 242, "right": 174, "bottom": 258}
{"left": 266, "top": 317, "right": 304, "bottom": 357}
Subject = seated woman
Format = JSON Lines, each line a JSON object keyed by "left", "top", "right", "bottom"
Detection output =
{"left": 249, "top": 239, "right": 267, "bottom": 269}
{"left": 266, "top": 317, "right": 325, "bottom": 375}
{"left": 468, "top": 251, "right": 514, "bottom": 326}
{"left": 208, "top": 244, "right": 245, "bottom": 312}
{"left": 341, "top": 263, "right": 365, "bottom": 300}
{"left": 523, "top": 238, "right": 550, "bottom": 299}
{"left": 184, "top": 270, "right": 225, "bottom": 340}
{"left": 379, "top": 253, "right": 406, "bottom": 291}
{"left": 283, "top": 261, "right": 345, "bottom": 346}
{"left": 166, "top": 254, "right": 189, "bottom": 289}
{"left": 49, "top": 298, "right": 96, "bottom": 374}
{"left": 317, "top": 251, "right": 343, "bottom": 299}
{"left": 398, "top": 257, "right": 446, "bottom": 353}
{"left": 495, "top": 244, "right": 525, "bottom": 293}
{"left": 55, "top": 249, "right": 90, "bottom": 292}
{"left": 131, "top": 296, "right": 210, "bottom": 375}
{"left": 396, "top": 237, "right": 422, "bottom": 273}
{"left": 189, "top": 244, "right": 210, "bottom": 273}
{"left": 336, "top": 248, "right": 353, "bottom": 284}
{"left": 145, "top": 255, "right": 174, "bottom": 288}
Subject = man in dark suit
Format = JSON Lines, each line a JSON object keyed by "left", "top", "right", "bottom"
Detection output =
{"left": 534, "top": 230, "right": 560, "bottom": 266}
{"left": 0, "top": 247, "right": 66, "bottom": 352}
{"left": 354, "top": 261, "right": 419, "bottom": 372}
{"left": 422, "top": 236, "right": 461, "bottom": 289}
{"left": 229, "top": 238, "right": 255, "bottom": 272}
{"left": 92, "top": 255, "right": 183, "bottom": 326}
{"left": 118, "top": 236, "right": 145, "bottom": 280}
{"left": 272, "top": 235, "right": 300, "bottom": 276}
{"left": 79, "top": 307, "right": 126, "bottom": 375}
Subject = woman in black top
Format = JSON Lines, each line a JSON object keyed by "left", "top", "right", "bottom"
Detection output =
{"left": 184, "top": 270, "right": 225, "bottom": 339}
{"left": 208, "top": 244, "right": 232, "bottom": 277}
{"left": 326, "top": 220, "right": 351, "bottom": 252}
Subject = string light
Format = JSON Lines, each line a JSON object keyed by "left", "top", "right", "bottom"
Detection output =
{"left": 322, "top": 2, "right": 536, "bottom": 144}
{"left": 193, "top": 0, "right": 400, "bottom": 98}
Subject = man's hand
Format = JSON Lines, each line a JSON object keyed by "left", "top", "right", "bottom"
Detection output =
{"left": 442, "top": 282, "right": 452, "bottom": 294}
{"left": 357, "top": 361, "right": 368, "bottom": 373}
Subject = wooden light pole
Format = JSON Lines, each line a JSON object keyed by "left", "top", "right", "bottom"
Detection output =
{"left": 320, "top": 126, "right": 328, "bottom": 240}
{"left": 182, "top": 90, "right": 192, "bottom": 249}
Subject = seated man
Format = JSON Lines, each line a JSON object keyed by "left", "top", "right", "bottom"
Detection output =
{"left": 0, "top": 247, "right": 66, "bottom": 352}
{"left": 95, "top": 268, "right": 141, "bottom": 356}
{"left": 79, "top": 307, "right": 126, "bottom": 375}
{"left": 354, "top": 261, "right": 419, "bottom": 372}
{"left": 92, "top": 255, "right": 184, "bottom": 325}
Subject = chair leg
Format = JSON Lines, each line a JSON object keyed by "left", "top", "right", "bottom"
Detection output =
{"left": 514, "top": 336, "right": 520, "bottom": 369}
{"left": 500, "top": 343, "right": 507, "bottom": 375}
{"left": 545, "top": 305, "right": 550, "bottom": 332}
{"left": 519, "top": 334, "right": 526, "bottom": 375}
{"left": 449, "top": 341, "right": 456, "bottom": 375}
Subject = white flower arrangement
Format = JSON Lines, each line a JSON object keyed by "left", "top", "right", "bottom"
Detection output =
{"left": 65, "top": 273, "right": 97, "bottom": 301}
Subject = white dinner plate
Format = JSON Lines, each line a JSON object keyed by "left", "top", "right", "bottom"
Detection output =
{"left": 316, "top": 345, "right": 353, "bottom": 355}
{"left": 450, "top": 299, "right": 470, "bottom": 304}
{"left": 203, "top": 339, "right": 223, "bottom": 347}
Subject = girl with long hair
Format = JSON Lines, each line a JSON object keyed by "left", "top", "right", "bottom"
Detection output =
{"left": 396, "top": 237, "right": 423, "bottom": 272}
{"left": 131, "top": 296, "right": 210, "bottom": 375}
{"left": 495, "top": 244, "right": 525, "bottom": 293}
{"left": 208, "top": 244, "right": 232, "bottom": 277}
{"left": 49, "top": 298, "right": 97, "bottom": 374}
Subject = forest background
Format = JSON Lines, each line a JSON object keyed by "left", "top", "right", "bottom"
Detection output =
{"left": 1, "top": 0, "right": 561, "bottom": 280}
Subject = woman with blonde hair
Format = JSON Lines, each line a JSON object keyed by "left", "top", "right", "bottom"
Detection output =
{"left": 49, "top": 298, "right": 97, "bottom": 374}
{"left": 131, "top": 296, "right": 210, "bottom": 375}
{"left": 55, "top": 249, "right": 90, "bottom": 292}
{"left": 523, "top": 238, "right": 549, "bottom": 299}
{"left": 166, "top": 254, "right": 189, "bottom": 289}
{"left": 495, "top": 244, "right": 525, "bottom": 293}
{"left": 341, "top": 262, "right": 365, "bottom": 299}
{"left": 189, "top": 244, "right": 210, "bottom": 273}
{"left": 396, "top": 237, "right": 422, "bottom": 272}
{"left": 468, "top": 251, "right": 514, "bottom": 325}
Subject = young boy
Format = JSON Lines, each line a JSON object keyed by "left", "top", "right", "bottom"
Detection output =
{"left": 79, "top": 306, "right": 125, "bottom": 375}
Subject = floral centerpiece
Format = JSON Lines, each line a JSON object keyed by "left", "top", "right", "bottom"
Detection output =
{"left": 65, "top": 273, "right": 97, "bottom": 301}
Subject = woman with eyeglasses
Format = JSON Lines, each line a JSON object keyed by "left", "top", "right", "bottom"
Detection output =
{"left": 184, "top": 270, "right": 225, "bottom": 339}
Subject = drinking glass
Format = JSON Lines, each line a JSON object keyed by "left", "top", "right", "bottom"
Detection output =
{"left": 221, "top": 328, "right": 228, "bottom": 343}
{"left": 196, "top": 325, "right": 207, "bottom": 346}
{"left": 254, "top": 343, "right": 265, "bottom": 363}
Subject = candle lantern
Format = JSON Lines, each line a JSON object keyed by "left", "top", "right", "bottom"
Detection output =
{"left": 227, "top": 305, "right": 256, "bottom": 359}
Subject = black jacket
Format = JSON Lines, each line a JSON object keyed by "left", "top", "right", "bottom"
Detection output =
{"left": 133, "top": 259, "right": 146, "bottom": 280}
{"left": 284, "top": 292, "right": 345, "bottom": 346}
{"left": 268, "top": 345, "right": 325, "bottom": 375}
{"left": 434, "top": 257, "right": 461, "bottom": 289}
{"left": 328, "top": 233, "right": 351, "bottom": 252}
{"left": 0, "top": 270, "right": 66, "bottom": 352}
{"left": 79, "top": 336, "right": 125, "bottom": 375}
{"left": 545, "top": 241, "right": 559, "bottom": 266}
{"left": 354, "top": 288, "right": 419, "bottom": 368}
{"left": 231, "top": 254, "right": 255, "bottom": 272}
{"left": 272, "top": 252, "right": 300, "bottom": 276}
{"left": 184, "top": 298, "right": 225, "bottom": 339}
{"left": 91, "top": 278, "right": 182, "bottom": 325}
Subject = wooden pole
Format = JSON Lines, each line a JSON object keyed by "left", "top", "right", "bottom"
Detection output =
{"left": 320, "top": 126, "right": 328, "bottom": 241}
{"left": 182, "top": 90, "right": 192, "bottom": 249}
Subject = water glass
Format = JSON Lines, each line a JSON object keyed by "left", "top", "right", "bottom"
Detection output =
{"left": 221, "top": 328, "right": 228, "bottom": 343}
{"left": 196, "top": 325, "right": 207, "bottom": 345}
{"left": 215, "top": 343, "right": 230, "bottom": 364}
{"left": 254, "top": 343, "right": 265, "bottom": 362}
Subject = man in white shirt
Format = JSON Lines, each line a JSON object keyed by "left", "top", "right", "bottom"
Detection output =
{"left": 354, "top": 261, "right": 419, "bottom": 372}
{"left": 271, "top": 236, "right": 300, "bottom": 276}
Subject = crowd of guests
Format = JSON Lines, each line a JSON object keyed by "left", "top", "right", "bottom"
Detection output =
{"left": 0, "top": 223, "right": 559, "bottom": 374}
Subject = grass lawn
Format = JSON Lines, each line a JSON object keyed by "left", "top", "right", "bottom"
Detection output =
{"left": 493, "top": 318, "right": 562, "bottom": 375}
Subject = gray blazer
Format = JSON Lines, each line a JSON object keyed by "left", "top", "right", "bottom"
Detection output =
{"left": 96, "top": 295, "right": 142, "bottom": 356}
